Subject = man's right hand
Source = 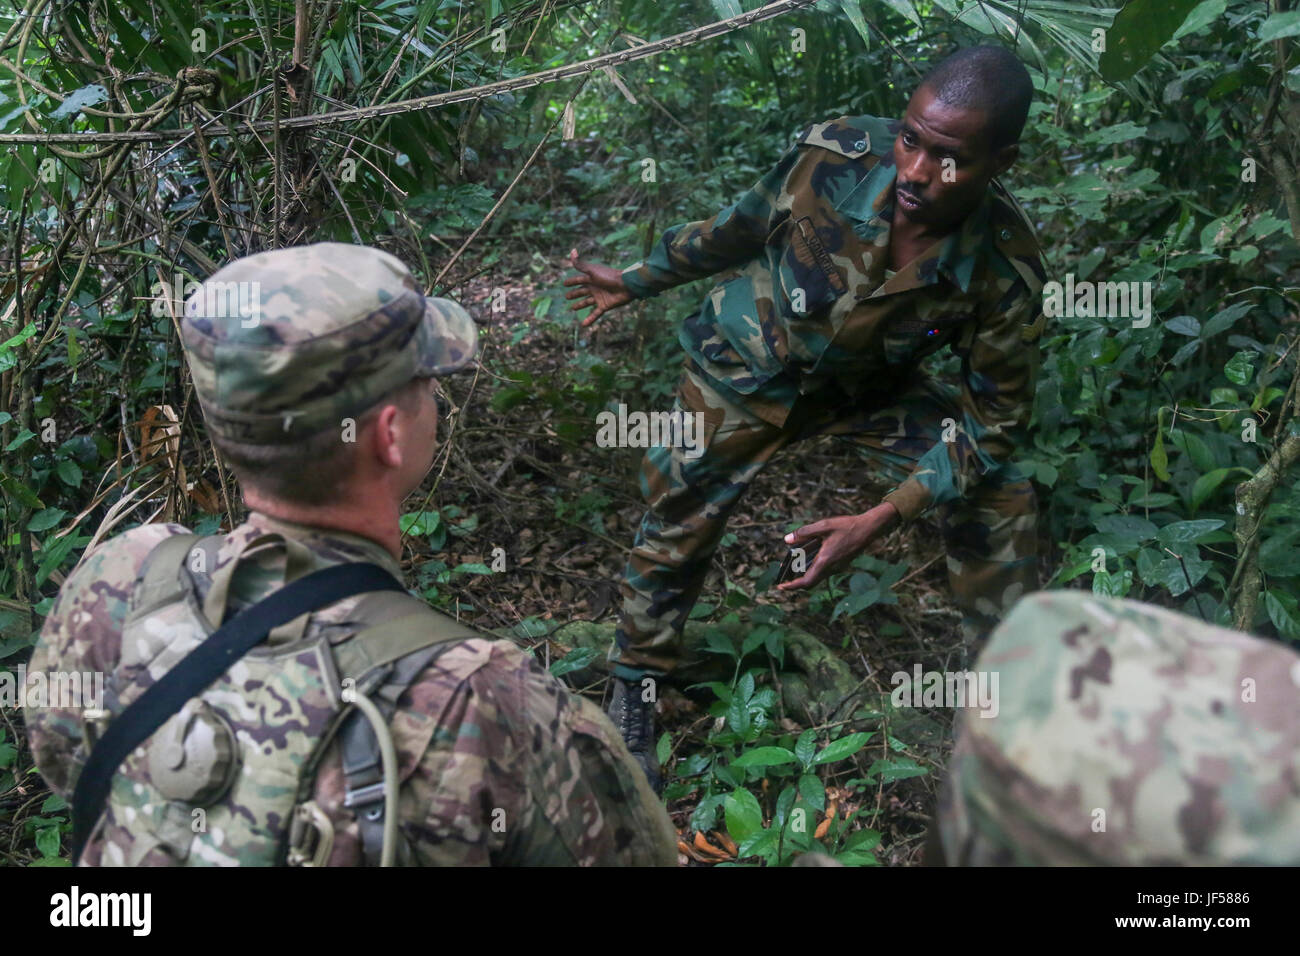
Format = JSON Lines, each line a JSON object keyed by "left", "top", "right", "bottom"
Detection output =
{"left": 564, "top": 248, "right": 633, "bottom": 327}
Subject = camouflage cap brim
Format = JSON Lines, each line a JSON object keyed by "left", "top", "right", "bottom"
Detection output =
{"left": 416, "top": 297, "right": 479, "bottom": 376}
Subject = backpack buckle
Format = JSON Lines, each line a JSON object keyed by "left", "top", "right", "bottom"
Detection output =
{"left": 286, "top": 801, "right": 334, "bottom": 866}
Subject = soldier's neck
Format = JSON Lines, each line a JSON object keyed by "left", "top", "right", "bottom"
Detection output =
{"left": 242, "top": 488, "right": 403, "bottom": 559}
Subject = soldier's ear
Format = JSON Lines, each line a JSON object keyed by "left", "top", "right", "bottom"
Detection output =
{"left": 992, "top": 142, "right": 1019, "bottom": 178}
{"left": 371, "top": 402, "right": 405, "bottom": 469}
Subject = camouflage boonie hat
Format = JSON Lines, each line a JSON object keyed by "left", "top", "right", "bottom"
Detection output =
{"left": 181, "top": 242, "right": 478, "bottom": 444}
{"left": 939, "top": 590, "right": 1300, "bottom": 865}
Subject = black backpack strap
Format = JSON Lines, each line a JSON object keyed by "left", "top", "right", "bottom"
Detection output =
{"left": 333, "top": 595, "right": 484, "bottom": 866}
{"left": 71, "top": 561, "right": 406, "bottom": 862}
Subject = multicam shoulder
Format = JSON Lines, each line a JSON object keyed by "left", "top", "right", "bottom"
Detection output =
{"left": 796, "top": 114, "right": 896, "bottom": 159}
{"left": 330, "top": 637, "right": 679, "bottom": 867}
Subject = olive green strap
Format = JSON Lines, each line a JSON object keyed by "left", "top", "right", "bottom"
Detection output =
{"left": 127, "top": 533, "right": 204, "bottom": 621}
{"left": 332, "top": 602, "right": 480, "bottom": 685}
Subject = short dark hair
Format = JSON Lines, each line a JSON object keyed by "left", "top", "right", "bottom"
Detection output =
{"left": 917, "top": 46, "right": 1033, "bottom": 151}
{"left": 211, "top": 376, "right": 426, "bottom": 507}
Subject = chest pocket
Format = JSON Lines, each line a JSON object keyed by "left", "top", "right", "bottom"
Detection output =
{"left": 882, "top": 309, "right": 976, "bottom": 367}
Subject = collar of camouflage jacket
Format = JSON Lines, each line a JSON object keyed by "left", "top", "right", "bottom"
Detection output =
{"left": 242, "top": 511, "right": 406, "bottom": 583}
{"left": 825, "top": 135, "right": 995, "bottom": 297}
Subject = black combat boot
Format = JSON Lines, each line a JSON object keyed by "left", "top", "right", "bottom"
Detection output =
{"left": 606, "top": 676, "right": 661, "bottom": 795}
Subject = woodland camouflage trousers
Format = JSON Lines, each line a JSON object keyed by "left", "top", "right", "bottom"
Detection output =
{"left": 610, "top": 362, "right": 1040, "bottom": 680}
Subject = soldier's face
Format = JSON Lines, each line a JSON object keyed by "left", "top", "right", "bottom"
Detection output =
{"left": 893, "top": 86, "right": 1017, "bottom": 230}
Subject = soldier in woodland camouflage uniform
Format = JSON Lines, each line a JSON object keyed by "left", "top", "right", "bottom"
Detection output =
{"left": 935, "top": 590, "right": 1300, "bottom": 865}
{"left": 566, "top": 47, "right": 1048, "bottom": 789}
{"left": 28, "top": 243, "right": 678, "bottom": 866}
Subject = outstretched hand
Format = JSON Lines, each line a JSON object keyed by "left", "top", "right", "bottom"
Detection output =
{"left": 777, "top": 502, "right": 900, "bottom": 591}
{"left": 564, "top": 248, "right": 633, "bottom": 327}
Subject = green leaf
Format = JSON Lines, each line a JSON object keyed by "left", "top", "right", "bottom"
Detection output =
{"left": 798, "top": 772, "right": 825, "bottom": 812}
{"left": 1201, "top": 302, "right": 1252, "bottom": 339}
{"left": 4, "top": 428, "right": 36, "bottom": 452}
{"left": 0, "top": 322, "right": 37, "bottom": 351}
{"left": 1260, "top": 529, "right": 1300, "bottom": 577}
{"left": 1099, "top": 0, "right": 1203, "bottom": 82}
{"left": 702, "top": 628, "right": 738, "bottom": 659}
{"left": 51, "top": 83, "right": 108, "bottom": 119}
{"left": 451, "top": 562, "right": 492, "bottom": 575}
{"left": 1094, "top": 514, "right": 1159, "bottom": 546}
{"left": 836, "top": 0, "right": 873, "bottom": 49}
{"left": 1165, "top": 315, "right": 1200, "bottom": 337}
{"left": 724, "top": 788, "right": 764, "bottom": 844}
{"left": 730, "top": 746, "right": 797, "bottom": 769}
{"left": 795, "top": 729, "right": 816, "bottom": 769}
{"left": 1172, "top": 0, "right": 1227, "bottom": 40}
{"left": 35, "top": 826, "right": 60, "bottom": 858}
{"left": 1266, "top": 591, "right": 1300, "bottom": 640}
{"left": 1156, "top": 520, "right": 1224, "bottom": 547}
{"left": 27, "top": 508, "right": 65, "bottom": 533}
{"left": 813, "top": 731, "right": 873, "bottom": 765}
{"left": 1224, "top": 351, "right": 1256, "bottom": 386}
{"left": 1190, "top": 468, "right": 1236, "bottom": 512}
{"left": 548, "top": 646, "right": 597, "bottom": 678}
{"left": 736, "top": 827, "right": 779, "bottom": 863}
{"left": 656, "top": 731, "right": 672, "bottom": 766}
{"left": 41, "top": 793, "right": 67, "bottom": 813}
{"left": 56, "top": 459, "right": 82, "bottom": 487}
{"left": 865, "top": 757, "right": 928, "bottom": 783}
{"left": 1258, "top": 11, "right": 1300, "bottom": 42}
{"left": 877, "top": 0, "right": 920, "bottom": 27}
{"left": 1, "top": 475, "right": 44, "bottom": 509}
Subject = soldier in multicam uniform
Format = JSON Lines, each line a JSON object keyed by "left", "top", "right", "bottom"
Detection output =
{"left": 566, "top": 46, "right": 1049, "bottom": 789}
{"left": 933, "top": 589, "right": 1300, "bottom": 865}
{"left": 27, "top": 243, "right": 678, "bottom": 866}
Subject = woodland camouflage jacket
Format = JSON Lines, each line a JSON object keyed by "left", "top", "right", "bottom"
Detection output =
{"left": 621, "top": 114, "right": 1049, "bottom": 523}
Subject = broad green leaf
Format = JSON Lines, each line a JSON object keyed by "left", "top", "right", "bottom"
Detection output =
{"left": 27, "top": 508, "right": 65, "bottom": 533}
{"left": 736, "top": 827, "right": 778, "bottom": 863}
{"left": 1265, "top": 591, "right": 1300, "bottom": 641}
{"left": 1258, "top": 11, "right": 1300, "bottom": 42}
{"left": 1201, "top": 302, "right": 1252, "bottom": 338}
{"left": 656, "top": 731, "right": 672, "bottom": 766}
{"left": 836, "top": 0, "right": 873, "bottom": 50}
{"left": 1224, "top": 351, "right": 1256, "bottom": 386}
{"left": 877, "top": 0, "right": 920, "bottom": 27}
{"left": 1099, "top": 0, "right": 1203, "bottom": 82}
{"left": 1172, "top": 0, "right": 1227, "bottom": 40}
{"left": 56, "top": 459, "right": 82, "bottom": 487}
{"left": 548, "top": 646, "right": 597, "bottom": 678}
{"left": 730, "top": 746, "right": 797, "bottom": 769}
{"left": 51, "top": 83, "right": 108, "bottom": 119}
{"left": 795, "top": 729, "right": 816, "bottom": 769}
{"left": 866, "top": 757, "right": 928, "bottom": 782}
{"left": 724, "top": 787, "right": 764, "bottom": 843}
{"left": 4, "top": 429, "right": 36, "bottom": 452}
{"left": 1190, "top": 468, "right": 1234, "bottom": 512}
{"left": 35, "top": 826, "right": 60, "bottom": 858}
{"left": 798, "top": 772, "right": 825, "bottom": 812}
{"left": 1156, "top": 519, "right": 1224, "bottom": 547}
{"left": 813, "top": 731, "right": 873, "bottom": 765}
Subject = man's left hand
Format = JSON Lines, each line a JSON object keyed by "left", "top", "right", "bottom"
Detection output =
{"left": 777, "top": 502, "right": 900, "bottom": 590}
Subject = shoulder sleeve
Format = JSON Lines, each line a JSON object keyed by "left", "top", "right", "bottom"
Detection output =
{"left": 400, "top": 640, "right": 678, "bottom": 866}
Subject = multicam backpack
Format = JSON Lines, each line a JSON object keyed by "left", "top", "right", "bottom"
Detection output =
{"left": 75, "top": 531, "right": 478, "bottom": 866}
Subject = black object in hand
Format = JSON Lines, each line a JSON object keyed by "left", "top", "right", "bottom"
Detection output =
{"left": 776, "top": 540, "right": 821, "bottom": 586}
